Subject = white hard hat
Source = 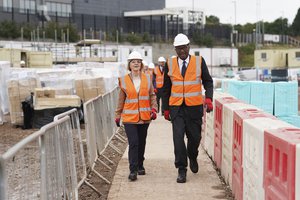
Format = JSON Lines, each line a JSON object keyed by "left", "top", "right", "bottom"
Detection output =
{"left": 142, "top": 60, "right": 148, "bottom": 66}
{"left": 148, "top": 63, "right": 155, "bottom": 69}
{"left": 158, "top": 57, "right": 166, "bottom": 62}
{"left": 20, "top": 60, "right": 25, "bottom": 65}
{"left": 128, "top": 51, "right": 143, "bottom": 61}
{"left": 173, "top": 33, "right": 190, "bottom": 47}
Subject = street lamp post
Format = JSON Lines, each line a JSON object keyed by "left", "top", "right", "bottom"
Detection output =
{"left": 232, "top": 0, "right": 236, "bottom": 47}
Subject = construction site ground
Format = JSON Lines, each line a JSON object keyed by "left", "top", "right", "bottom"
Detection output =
{"left": 107, "top": 115, "right": 233, "bottom": 200}
{"left": 1, "top": 114, "right": 233, "bottom": 200}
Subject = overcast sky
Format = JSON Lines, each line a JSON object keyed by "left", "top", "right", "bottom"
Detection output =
{"left": 166, "top": 0, "right": 299, "bottom": 25}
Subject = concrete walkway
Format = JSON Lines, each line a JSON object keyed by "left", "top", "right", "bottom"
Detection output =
{"left": 108, "top": 115, "right": 227, "bottom": 200}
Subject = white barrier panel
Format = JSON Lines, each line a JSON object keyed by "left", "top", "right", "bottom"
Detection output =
{"left": 243, "top": 118, "right": 295, "bottom": 200}
{"left": 297, "top": 144, "right": 300, "bottom": 200}
{"left": 221, "top": 102, "right": 258, "bottom": 187}
{"left": 204, "top": 111, "right": 214, "bottom": 157}
{"left": 203, "top": 91, "right": 233, "bottom": 157}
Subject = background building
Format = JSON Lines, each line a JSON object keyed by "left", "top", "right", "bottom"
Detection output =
{"left": 0, "top": 0, "right": 205, "bottom": 41}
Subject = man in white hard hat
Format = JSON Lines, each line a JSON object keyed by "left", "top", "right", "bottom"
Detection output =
{"left": 162, "top": 33, "right": 214, "bottom": 183}
{"left": 153, "top": 56, "right": 166, "bottom": 115}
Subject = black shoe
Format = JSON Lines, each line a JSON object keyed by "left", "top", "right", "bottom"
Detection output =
{"left": 176, "top": 169, "right": 186, "bottom": 183}
{"left": 138, "top": 166, "right": 146, "bottom": 175}
{"left": 128, "top": 171, "right": 137, "bottom": 181}
{"left": 189, "top": 158, "right": 199, "bottom": 173}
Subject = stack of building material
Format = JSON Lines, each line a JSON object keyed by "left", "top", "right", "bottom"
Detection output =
{"left": 34, "top": 88, "right": 81, "bottom": 110}
{"left": 7, "top": 77, "right": 39, "bottom": 125}
{"left": 250, "top": 81, "right": 274, "bottom": 114}
{"left": 75, "top": 77, "right": 106, "bottom": 102}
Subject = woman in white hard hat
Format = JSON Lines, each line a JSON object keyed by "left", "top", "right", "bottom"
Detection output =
{"left": 162, "top": 33, "right": 214, "bottom": 183}
{"left": 115, "top": 51, "right": 157, "bottom": 181}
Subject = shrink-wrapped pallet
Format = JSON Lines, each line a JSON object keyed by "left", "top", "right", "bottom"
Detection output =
{"left": 34, "top": 88, "right": 81, "bottom": 110}
{"left": 75, "top": 77, "right": 106, "bottom": 102}
{"left": 7, "top": 77, "right": 40, "bottom": 125}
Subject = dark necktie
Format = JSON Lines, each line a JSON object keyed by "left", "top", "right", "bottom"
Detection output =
{"left": 181, "top": 61, "right": 187, "bottom": 77}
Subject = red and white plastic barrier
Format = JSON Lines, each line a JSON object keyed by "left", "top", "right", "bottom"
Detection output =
{"left": 243, "top": 118, "right": 295, "bottom": 200}
{"left": 203, "top": 92, "right": 233, "bottom": 158}
{"left": 264, "top": 128, "right": 300, "bottom": 200}
{"left": 214, "top": 97, "right": 241, "bottom": 169}
{"left": 221, "top": 102, "right": 259, "bottom": 187}
{"left": 232, "top": 109, "right": 276, "bottom": 200}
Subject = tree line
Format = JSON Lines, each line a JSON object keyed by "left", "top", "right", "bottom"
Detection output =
{"left": 206, "top": 8, "right": 300, "bottom": 37}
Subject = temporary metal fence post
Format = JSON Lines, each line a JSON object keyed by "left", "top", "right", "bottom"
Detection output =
{"left": 54, "top": 109, "right": 87, "bottom": 189}
{"left": 0, "top": 116, "right": 78, "bottom": 200}
{"left": 84, "top": 98, "right": 110, "bottom": 187}
{"left": 0, "top": 157, "right": 7, "bottom": 200}
{"left": 40, "top": 116, "right": 78, "bottom": 199}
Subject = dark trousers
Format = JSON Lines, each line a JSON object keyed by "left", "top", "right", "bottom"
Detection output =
{"left": 124, "top": 123, "right": 150, "bottom": 172}
{"left": 170, "top": 104, "right": 203, "bottom": 169}
{"left": 156, "top": 88, "right": 164, "bottom": 114}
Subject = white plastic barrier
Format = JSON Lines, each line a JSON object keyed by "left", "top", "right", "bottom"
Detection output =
{"left": 297, "top": 144, "right": 300, "bottom": 200}
{"left": 203, "top": 91, "right": 233, "bottom": 158}
{"left": 243, "top": 118, "right": 295, "bottom": 200}
{"left": 204, "top": 111, "right": 214, "bottom": 157}
{"left": 221, "top": 102, "right": 259, "bottom": 187}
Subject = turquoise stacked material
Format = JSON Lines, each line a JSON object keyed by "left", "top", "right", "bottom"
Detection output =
{"left": 274, "top": 81, "right": 298, "bottom": 116}
{"left": 250, "top": 81, "right": 274, "bottom": 114}
{"left": 221, "top": 79, "right": 235, "bottom": 93}
{"left": 227, "top": 80, "right": 251, "bottom": 103}
{"left": 277, "top": 115, "right": 300, "bottom": 128}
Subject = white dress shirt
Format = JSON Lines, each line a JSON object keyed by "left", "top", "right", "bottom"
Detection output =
{"left": 132, "top": 75, "right": 141, "bottom": 93}
{"left": 178, "top": 56, "right": 190, "bottom": 74}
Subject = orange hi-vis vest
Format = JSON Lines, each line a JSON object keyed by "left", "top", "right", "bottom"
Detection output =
{"left": 154, "top": 66, "right": 164, "bottom": 88}
{"left": 167, "top": 55, "right": 203, "bottom": 106}
{"left": 145, "top": 70, "right": 153, "bottom": 81}
{"left": 119, "top": 73, "right": 151, "bottom": 122}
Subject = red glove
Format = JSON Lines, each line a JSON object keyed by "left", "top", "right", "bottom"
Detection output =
{"left": 115, "top": 118, "right": 120, "bottom": 127}
{"left": 204, "top": 98, "right": 213, "bottom": 113}
{"left": 164, "top": 110, "right": 171, "bottom": 121}
{"left": 154, "top": 88, "right": 158, "bottom": 93}
{"left": 151, "top": 108, "right": 157, "bottom": 120}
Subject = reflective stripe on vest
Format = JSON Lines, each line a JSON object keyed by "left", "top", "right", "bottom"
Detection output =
{"left": 167, "top": 55, "right": 203, "bottom": 106}
{"left": 155, "top": 66, "right": 164, "bottom": 88}
{"left": 119, "top": 73, "right": 151, "bottom": 122}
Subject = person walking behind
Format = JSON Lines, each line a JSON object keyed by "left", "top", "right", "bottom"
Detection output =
{"left": 115, "top": 51, "right": 158, "bottom": 181}
{"left": 153, "top": 56, "right": 166, "bottom": 115}
{"left": 162, "top": 33, "right": 214, "bottom": 183}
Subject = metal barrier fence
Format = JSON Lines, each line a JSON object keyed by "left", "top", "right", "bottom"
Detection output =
{"left": 0, "top": 116, "right": 78, "bottom": 200}
{"left": 0, "top": 87, "right": 124, "bottom": 199}
{"left": 83, "top": 87, "right": 125, "bottom": 186}
{"left": 53, "top": 109, "right": 86, "bottom": 191}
